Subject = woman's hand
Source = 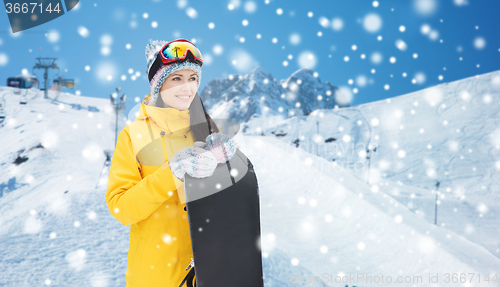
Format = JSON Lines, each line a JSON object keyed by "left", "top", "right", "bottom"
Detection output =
{"left": 168, "top": 146, "right": 218, "bottom": 182}
{"left": 205, "top": 132, "right": 238, "bottom": 163}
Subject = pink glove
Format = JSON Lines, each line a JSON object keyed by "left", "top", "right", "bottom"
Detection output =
{"left": 205, "top": 132, "right": 238, "bottom": 164}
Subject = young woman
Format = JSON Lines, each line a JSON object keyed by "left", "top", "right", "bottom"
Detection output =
{"left": 105, "top": 38, "right": 236, "bottom": 287}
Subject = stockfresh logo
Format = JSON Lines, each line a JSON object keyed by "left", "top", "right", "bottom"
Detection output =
{"left": 4, "top": 0, "right": 79, "bottom": 33}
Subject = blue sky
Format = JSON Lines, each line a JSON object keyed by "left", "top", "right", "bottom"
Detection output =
{"left": 1, "top": 0, "right": 500, "bottom": 116}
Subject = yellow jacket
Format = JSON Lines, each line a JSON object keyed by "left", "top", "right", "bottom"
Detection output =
{"left": 106, "top": 94, "right": 197, "bottom": 286}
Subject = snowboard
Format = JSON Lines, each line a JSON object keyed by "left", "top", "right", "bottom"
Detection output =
{"left": 182, "top": 148, "right": 264, "bottom": 287}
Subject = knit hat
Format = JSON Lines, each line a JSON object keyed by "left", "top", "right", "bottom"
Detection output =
{"left": 145, "top": 39, "right": 202, "bottom": 104}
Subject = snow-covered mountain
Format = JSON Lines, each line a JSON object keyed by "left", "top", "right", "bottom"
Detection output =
{"left": 202, "top": 66, "right": 349, "bottom": 124}
{"left": 0, "top": 68, "right": 499, "bottom": 286}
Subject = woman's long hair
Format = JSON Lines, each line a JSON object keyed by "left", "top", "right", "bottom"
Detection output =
{"left": 156, "top": 89, "right": 219, "bottom": 142}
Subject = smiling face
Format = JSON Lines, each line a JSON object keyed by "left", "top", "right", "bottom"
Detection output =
{"left": 159, "top": 69, "right": 198, "bottom": 110}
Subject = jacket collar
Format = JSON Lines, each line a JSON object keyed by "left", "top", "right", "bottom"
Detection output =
{"left": 135, "top": 94, "right": 191, "bottom": 135}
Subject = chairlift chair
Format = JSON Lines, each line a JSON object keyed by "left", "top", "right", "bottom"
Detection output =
{"left": 20, "top": 93, "right": 28, "bottom": 105}
{"left": 0, "top": 98, "right": 5, "bottom": 123}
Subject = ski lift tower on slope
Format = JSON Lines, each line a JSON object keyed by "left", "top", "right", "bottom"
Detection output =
{"left": 95, "top": 87, "right": 126, "bottom": 189}
{"left": 33, "top": 57, "right": 59, "bottom": 99}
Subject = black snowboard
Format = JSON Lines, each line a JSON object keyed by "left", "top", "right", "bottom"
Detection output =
{"left": 183, "top": 148, "right": 264, "bottom": 287}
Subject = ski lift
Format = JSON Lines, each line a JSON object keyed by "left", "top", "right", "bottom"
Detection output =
{"left": 53, "top": 76, "right": 76, "bottom": 92}
{"left": 20, "top": 93, "right": 28, "bottom": 105}
{"left": 0, "top": 98, "right": 5, "bottom": 124}
{"left": 33, "top": 57, "right": 59, "bottom": 99}
{"left": 7, "top": 74, "right": 38, "bottom": 89}
{"left": 7, "top": 74, "right": 38, "bottom": 103}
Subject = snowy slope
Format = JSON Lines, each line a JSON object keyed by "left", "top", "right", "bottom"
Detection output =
{"left": 0, "top": 67, "right": 499, "bottom": 287}
{"left": 0, "top": 87, "right": 127, "bottom": 286}
{"left": 0, "top": 87, "right": 323, "bottom": 286}
{"left": 249, "top": 135, "right": 500, "bottom": 287}
{"left": 245, "top": 70, "right": 500, "bottom": 262}
{"left": 0, "top": 87, "right": 120, "bottom": 233}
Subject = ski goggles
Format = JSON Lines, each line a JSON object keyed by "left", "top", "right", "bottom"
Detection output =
{"left": 148, "top": 39, "right": 203, "bottom": 81}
